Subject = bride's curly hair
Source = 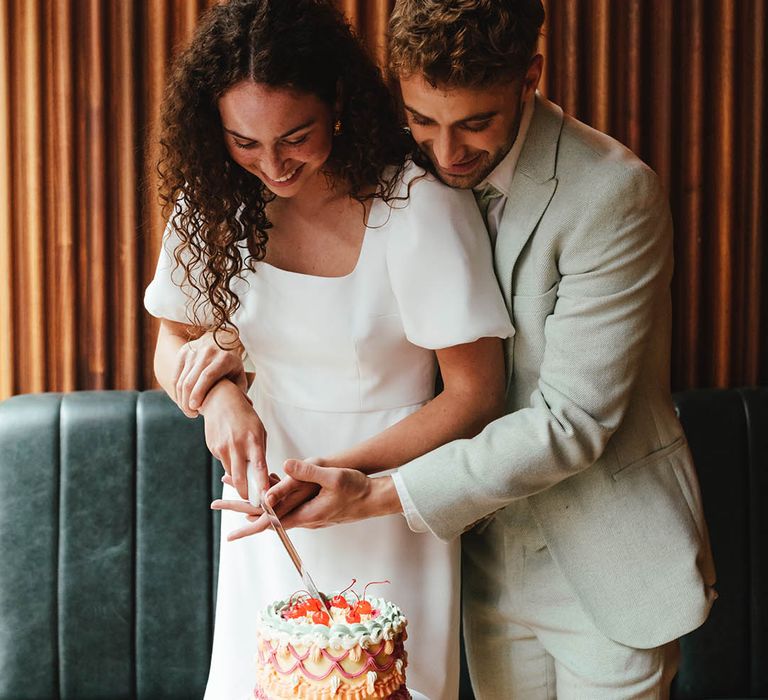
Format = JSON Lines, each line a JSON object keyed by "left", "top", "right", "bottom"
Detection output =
{"left": 158, "top": 0, "right": 413, "bottom": 339}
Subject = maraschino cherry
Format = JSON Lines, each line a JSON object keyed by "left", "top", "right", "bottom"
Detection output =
{"left": 312, "top": 610, "right": 330, "bottom": 626}
{"left": 354, "top": 599, "right": 372, "bottom": 614}
{"left": 331, "top": 579, "right": 357, "bottom": 610}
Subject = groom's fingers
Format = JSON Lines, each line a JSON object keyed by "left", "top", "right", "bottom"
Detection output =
{"left": 283, "top": 459, "right": 342, "bottom": 488}
{"left": 264, "top": 473, "right": 317, "bottom": 508}
{"left": 210, "top": 498, "right": 262, "bottom": 516}
{"left": 227, "top": 513, "right": 271, "bottom": 540}
{"left": 279, "top": 500, "right": 333, "bottom": 530}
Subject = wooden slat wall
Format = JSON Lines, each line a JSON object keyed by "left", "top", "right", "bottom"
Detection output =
{"left": 540, "top": 0, "right": 767, "bottom": 389}
{"left": 0, "top": 2, "right": 13, "bottom": 401}
{"left": 0, "top": 0, "right": 765, "bottom": 400}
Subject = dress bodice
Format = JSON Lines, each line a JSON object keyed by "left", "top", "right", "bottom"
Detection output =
{"left": 232, "top": 199, "right": 441, "bottom": 413}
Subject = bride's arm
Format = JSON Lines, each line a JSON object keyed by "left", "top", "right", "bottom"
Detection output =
{"left": 154, "top": 319, "right": 250, "bottom": 417}
{"left": 321, "top": 336, "right": 505, "bottom": 473}
{"left": 154, "top": 318, "right": 268, "bottom": 498}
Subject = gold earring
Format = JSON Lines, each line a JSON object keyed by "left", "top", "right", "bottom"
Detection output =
{"left": 333, "top": 119, "right": 342, "bottom": 136}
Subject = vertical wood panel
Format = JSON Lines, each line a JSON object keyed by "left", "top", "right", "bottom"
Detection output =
{"left": 649, "top": 0, "right": 673, "bottom": 190}
{"left": 0, "top": 0, "right": 765, "bottom": 399}
{"left": 711, "top": 0, "right": 736, "bottom": 387}
{"left": 625, "top": 0, "right": 642, "bottom": 155}
{"left": 46, "top": 0, "right": 77, "bottom": 393}
{"left": 14, "top": 0, "right": 46, "bottom": 393}
{"left": 111, "top": 1, "right": 139, "bottom": 390}
{"left": 744, "top": 1, "right": 765, "bottom": 382}
{"left": 141, "top": 1, "right": 171, "bottom": 390}
{"left": 676, "top": 0, "right": 705, "bottom": 389}
{"left": 84, "top": 0, "right": 108, "bottom": 388}
{"left": 561, "top": 1, "right": 580, "bottom": 116}
{"left": 73, "top": 1, "right": 88, "bottom": 390}
{"left": 0, "top": 1, "right": 14, "bottom": 398}
{"left": 589, "top": 0, "right": 610, "bottom": 134}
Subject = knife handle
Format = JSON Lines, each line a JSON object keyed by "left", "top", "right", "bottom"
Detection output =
{"left": 247, "top": 461, "right": 263, "bottom": 507}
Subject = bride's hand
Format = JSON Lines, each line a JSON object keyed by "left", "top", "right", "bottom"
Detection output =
{"left": 173, "top": 332, "right": 248, "bottom": 418}
{"left": 212, "top": 466, "right": 321, "bottom": 541}
{"left": 199, "top": 379, "right": 268, "bottom": 500}
{"left": 209, "top": 472, "right": 281, "bottom": 528}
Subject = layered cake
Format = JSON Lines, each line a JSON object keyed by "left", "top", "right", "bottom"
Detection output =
{"left": 253, "top": 587, "right": 409, "bottom": 699}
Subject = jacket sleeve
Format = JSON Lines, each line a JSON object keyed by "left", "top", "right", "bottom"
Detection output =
{"left": 398, "top": 163, "right": 674, "bottom": 541}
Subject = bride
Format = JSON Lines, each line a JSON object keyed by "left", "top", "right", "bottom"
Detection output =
{"left": 144, "top": 1, "right": 512, "bottom": 697}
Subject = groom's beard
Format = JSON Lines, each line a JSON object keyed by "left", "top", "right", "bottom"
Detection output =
{"left": 415, "top": 94, "right": 526, "bottom": 190}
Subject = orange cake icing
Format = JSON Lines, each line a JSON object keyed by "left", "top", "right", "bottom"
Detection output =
{"left": 253, "top": 589, "right": 409, "bottom": 700}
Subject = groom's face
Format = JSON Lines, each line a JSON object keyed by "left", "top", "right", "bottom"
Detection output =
{"left": 398, "top": 58, "right": 541, "bottom": 189}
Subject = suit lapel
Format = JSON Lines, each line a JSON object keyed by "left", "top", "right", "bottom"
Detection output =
{"left": 494, "top": 96, "right": 564, "bottom": 302}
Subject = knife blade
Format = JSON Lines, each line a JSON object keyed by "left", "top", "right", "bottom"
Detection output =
{"left": 248, "top": 461, "right": 331, "bottom": 613}
{"left": 247, "top": 462, "right": 330, "bottom": 615}
{"left": 259, "top": 493, "right": 331, "bottom": 615}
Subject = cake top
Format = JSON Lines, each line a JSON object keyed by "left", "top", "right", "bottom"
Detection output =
{"left": 257, "top": 583, "right": 407, "bottom": 651}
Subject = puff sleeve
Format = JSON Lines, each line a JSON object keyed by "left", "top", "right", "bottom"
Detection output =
{"left": 143, "top": 210, "right": 214, "bottom": 327}
{"left": 385, "top": 171, "right": 514, "bottom": 349}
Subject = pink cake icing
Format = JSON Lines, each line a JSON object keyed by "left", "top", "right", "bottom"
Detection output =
{"left": 253, "top": 591, "right": 409, "bottom": 699}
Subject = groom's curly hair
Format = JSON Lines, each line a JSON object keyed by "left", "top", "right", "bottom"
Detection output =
{"left": 388, "top": 0, "right": 545, "bottom": 87}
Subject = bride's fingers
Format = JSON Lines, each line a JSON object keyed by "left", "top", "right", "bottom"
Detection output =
{"left": 229, "top": 449, "right": 249, "bottom": 501}
{"left": 175, "top": 354, "right": 200, "bottom": 418}
{"left": 187, "top": 352, "right": 230, "bottom": 411}
{"left": 180, "top": 347, "right": 212, "bottom": 417}
{"left": 223, "top": 470, "right": 278, "bottom": 491}
{"left": 247, "top": 445, "right": 269, "bottom": 497}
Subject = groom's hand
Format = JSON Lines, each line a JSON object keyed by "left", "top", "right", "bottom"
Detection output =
{"left": 271, "top": 460, "right": 403, "bottom": 530}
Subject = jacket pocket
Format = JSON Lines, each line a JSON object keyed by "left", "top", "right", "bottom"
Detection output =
{"left": 511, "top": 282, "right": 559, "bottom": 316}
{"left": 611, "top": 436, "right": 686, "bottom": 481}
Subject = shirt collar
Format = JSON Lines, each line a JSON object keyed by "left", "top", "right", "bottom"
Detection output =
{"left": 474, "top": 94, "right": 535, "bottom": 198}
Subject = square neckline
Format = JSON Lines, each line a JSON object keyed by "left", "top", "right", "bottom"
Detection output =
{"left": 258, "top": 197, "right": 383, "bottom": 281}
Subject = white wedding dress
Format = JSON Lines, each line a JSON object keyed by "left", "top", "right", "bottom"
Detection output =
{"left": 145, "top": 162, "right": 513, "bottom": 700}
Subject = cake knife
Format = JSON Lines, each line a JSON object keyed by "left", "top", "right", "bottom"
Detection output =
{"left": 259, "top": 494, "right": 332, "bottom": 615}
{"left": 247, "top": 462, "right": 331, "bottom": 615}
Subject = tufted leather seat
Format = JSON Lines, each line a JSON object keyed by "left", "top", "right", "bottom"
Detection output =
{"left": 0, "top": 388, "right": 766, "bottom": 699}
{"left": 671, "top": 387, "right": 768, "bottom": 700}
{"left": 0, "top": 391, "right": 221, "bottom": 699}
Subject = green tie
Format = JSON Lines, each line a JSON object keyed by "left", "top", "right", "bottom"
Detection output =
{"left": 474, "top": 183, "right": 503, "bottom": 225}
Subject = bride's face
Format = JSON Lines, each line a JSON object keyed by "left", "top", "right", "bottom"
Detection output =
{"left": 218, "top": 81, "right": 335, "bottom": 197}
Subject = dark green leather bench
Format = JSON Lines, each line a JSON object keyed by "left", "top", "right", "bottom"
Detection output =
{"left": 672, "top": 388, "right": 768, "bottom": 700}
{"left": 0, "top": 388, "right": 766, "bottom": 699}
{"left": 0, "top": 391, "right": 219, "bottom": 699}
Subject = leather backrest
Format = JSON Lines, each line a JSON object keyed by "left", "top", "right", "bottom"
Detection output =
{"left": 672, "top": 387, "right": 768, "bottom": 699}
{"left": 2, "top": 388, "right": 767, "bottom": 699}
{"left": 0, "top": 391, "right": 222, "bottom": 699}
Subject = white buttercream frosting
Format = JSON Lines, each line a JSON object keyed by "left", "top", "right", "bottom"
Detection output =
{"left": 366, "top": 670, "right": 377, "bottom": 694}
{"left": 330, "top": 675, "right": 342, "bottom": 695}
{"left": 256, "top": 594, "right": 407, "bottom": 650}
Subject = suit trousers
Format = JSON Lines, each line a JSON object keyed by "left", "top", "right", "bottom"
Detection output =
{"left": 462, "top": 501, "right": 680, "bottom": 699}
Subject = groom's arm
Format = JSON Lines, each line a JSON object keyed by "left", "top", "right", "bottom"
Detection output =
{"left": 396, "top": 162, "right": 673, "bottom": 540}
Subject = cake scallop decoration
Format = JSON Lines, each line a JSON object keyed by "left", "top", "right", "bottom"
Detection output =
{"left": 253, "top": 581, "right": 410, "bottom": 700}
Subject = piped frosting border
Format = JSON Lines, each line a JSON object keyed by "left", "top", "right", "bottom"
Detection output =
{"left": 257, "top": 595, "right": 407, "bottom": 650}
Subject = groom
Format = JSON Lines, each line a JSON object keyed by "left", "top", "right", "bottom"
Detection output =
{"left": 263, "top": 1, "right": 716, "bottom": 697}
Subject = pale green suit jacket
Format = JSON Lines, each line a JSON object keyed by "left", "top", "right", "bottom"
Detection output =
{"left": 399, "top": 95, "right": 716, "bottom": 649}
